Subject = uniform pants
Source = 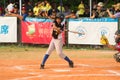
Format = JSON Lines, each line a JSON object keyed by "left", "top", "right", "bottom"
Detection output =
{"left": 46, "top": 38, "right": 66, "bottom": 59}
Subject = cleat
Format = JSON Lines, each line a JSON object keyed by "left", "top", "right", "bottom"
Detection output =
{"left": 40, "top": 64, "right": 44, "bottom": 69}
{"left": 69, "top": 61, "right": 74, "bottom": 68}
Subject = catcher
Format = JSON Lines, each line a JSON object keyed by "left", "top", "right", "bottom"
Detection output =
{"left": 100, "top": 30, "right": 120, "bottom": 62}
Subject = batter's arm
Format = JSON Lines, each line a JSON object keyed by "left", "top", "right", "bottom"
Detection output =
{"left": 52, "top": 23, "right": 62, "bottom": 33}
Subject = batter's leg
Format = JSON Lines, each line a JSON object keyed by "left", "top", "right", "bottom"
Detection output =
{"left": 40, "top": 39, "right": 55, "bottom": 69}
{"left": 54, "top": 39, "right": 74, "bottom": 68}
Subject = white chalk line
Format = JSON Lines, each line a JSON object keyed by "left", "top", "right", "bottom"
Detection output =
{"left": 9, "top": 64, "right": 120, "bottom": 80}
{"left": 14, "top": 63, "right": 120, "bottom": 68}
{"left": 11, "top": 75, "right": 43, "bottom": 80}
{"left": 11, "top": 66, "right": 25, "bottom": 70}
{"left": 11, "top": 73, "right": 120, "bottom": 80}
{"left": 107, "top": 70, "right": 120, "bottom": 76}
{"left": 9, "top": 63, "right": 120, "bottom": 72}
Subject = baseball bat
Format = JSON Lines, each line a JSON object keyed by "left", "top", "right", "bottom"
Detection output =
{"left": 65, "top": 29, "right": 85, "bottom": 35}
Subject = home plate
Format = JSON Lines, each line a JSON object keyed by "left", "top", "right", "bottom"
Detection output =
{"left": 53, "top": 69, "right": 70, "bottom": 72}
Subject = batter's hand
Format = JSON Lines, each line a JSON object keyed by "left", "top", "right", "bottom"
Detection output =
{"left": 53, "top": 27, "right": 61, "bottom": 34}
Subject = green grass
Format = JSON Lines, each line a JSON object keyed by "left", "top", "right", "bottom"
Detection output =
{"left": 0, "top": 44, "right": 116, "bottom": 60}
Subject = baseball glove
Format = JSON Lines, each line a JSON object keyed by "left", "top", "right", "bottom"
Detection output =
{"left": 113, "top": 52, "right": 120, "bottom": 62}
{"left": 100, "top": 35, "right": 109, "bottom": 45}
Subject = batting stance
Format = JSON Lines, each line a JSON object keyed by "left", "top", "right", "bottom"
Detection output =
{"left": 40, "top": 16, "right": 74, "bottom": 69}
{"left": 100, "top": 30, "right": 120, "bottom": 62}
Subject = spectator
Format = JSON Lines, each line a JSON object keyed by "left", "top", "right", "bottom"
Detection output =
{"left": 57, "top": 3, "right": 65, "bottom": 13}
{"left": 5, "top": 6, "right": 28, "bottom": 21}
{"left": 63, "top": 4, "right": 71, "bottom": 16}
{"left": 48, "top": 9, "right": 57, "bottom": 19}
{"left": 92, "top": 1, "right": 97, "bottom": 10}
{"left": 48, "top": 2, "right": 59, "bottom": 16}
{"left": 44, "top": 0, "right": 51, "bottom": 11}
{"left": 5, "top": 1, "right": 14, "bottom": 14}
{"left": 0, "top": 7, "right": 4, "bottom": 16}
{"left": 26, "top": 1, "right": 33, "bottom": 12}
{"left": 13, "top": 4, "right": 19, "bottom": 14}
{"left": 65, "top": 10, "right": 77, "bottom": 19}
{"left": 84, "top": 8, "right": 90, "bottom": 17}
{"left": 17, "top": 6, "right": 28, "bottom": 20}
{"left": 39, "top": 1, "right": 48, "bottom": 12}
{"left": 76, "top": 0, "right": 85, "bottom": 17}
{"left": 33, "top": 3, "right": 40, "bottom": 17}
{"left": 90, "top": 2, "right": 107, "bottom": 18}
{"left": 28, "top": 9, "right": 34, "bottom": 17}
{"left": 39, "top": 10, "right": 48, "bottom": 18}
{"left": 107, "top": 3, "right": 120, "bottom": 18}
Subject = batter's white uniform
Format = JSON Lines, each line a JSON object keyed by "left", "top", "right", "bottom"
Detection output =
{"left": 46, "top": 32, "right": 66, "bottom": 59}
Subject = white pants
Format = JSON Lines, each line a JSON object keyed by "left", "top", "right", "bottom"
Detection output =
{"left": 46, "top": 38, "right": 66, "bottom": 59}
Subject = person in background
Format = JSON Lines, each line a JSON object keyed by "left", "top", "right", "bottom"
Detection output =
{"left": 0, "top": 7, "right": 4, "bottom": 16}
{"left": 63, "top": 4, "right": 71, "bottom": 16}
{"left": 13, "top": 4, "right": 19, "bottom": 14}
{"left": 57, "top": 3, "right": 65, "bottom": 13}
{"left": 83, "top": 7, "right": 90, "bottom": 17}
{"left": 76, "top": 0, "right": 85, "bottom": 17}
{"left": 107, "top": 3, "right": 120, "bottom": 18}
{"left": 39, "top": 1, "right": 48, "bottom": 12}
{"left": 5, "top": 1, "right": 14, "bottom": 14}
{"left": 5, "top": 6, "right": 28, "bottom": 21}
{"left": 39, "top": 10, "right": 48, "bottom": 18}
{"left": 33, "top": 3, "right": 40, "bottom": 17}
{"left": 92, "top": 1, "right": 97, "bottom": 10}
{"left": 48, "top": 2, "right": 59, "bottom": 16}
{"left": 48, "top": 9, "right": 57, "bottom": 20}
{"left": 28, "top": 9, "right": 34, "bottom": 17}
{"left": 65, "top": 10, "right": 77, "bottom": 19}
{"left": 90, "top": 2, "right": 107, "bottom": 18}
{"left": 44, "top": 0, "right": 51, "bottom": 12}
{"left": 26, "top": 1, "right": 33, "bottom": 12}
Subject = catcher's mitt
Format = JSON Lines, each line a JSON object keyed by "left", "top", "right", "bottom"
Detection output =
{"left": 113, "top": 52, "right": 120, "bottom": 62}
{"left": 100, "top": 35, "right": 109, "bottom": 45}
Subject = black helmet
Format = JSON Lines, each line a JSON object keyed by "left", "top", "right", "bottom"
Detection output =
{"left": 115, "top": 30, "right": 120, "bottom": 35}
{"left": 56, "top": 13, "right": 64, "bottom": 21}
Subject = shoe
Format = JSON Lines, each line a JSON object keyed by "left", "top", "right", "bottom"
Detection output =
{"left": 40, "top": 64, "right": 44, "bottom": 69}
{"left": 69, "top": 61, "right": 74, "bottom": 68}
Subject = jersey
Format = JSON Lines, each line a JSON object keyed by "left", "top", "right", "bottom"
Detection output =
{"left": 52, "top": 21, "right": 64, "bottom": 39}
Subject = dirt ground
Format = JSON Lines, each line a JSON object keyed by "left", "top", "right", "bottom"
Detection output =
{"left": 0, "top": 48, "right": 120, "bottom": 80}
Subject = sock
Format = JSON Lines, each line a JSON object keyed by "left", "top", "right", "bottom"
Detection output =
{"left": 64, "top": 56, "right": 71, "bottom": 63}
{"left": 41, "top": 54, "right": 49, "bottom": 65}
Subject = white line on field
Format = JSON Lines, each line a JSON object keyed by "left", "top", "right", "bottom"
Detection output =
{"left": 11, "top": 73, "right": 120, "bottom": 80}
{"left": 49, "top": 74, "right": 120, "bottom": 77}
{"left": 11, "top": 75, "right": 43, "bottom": 80}
{"left": 53, "top": 69, "right": 70, "bottom": 72}
{"left": 107, "top": 70, "right": 120, "bottom": 76}
{"left": 11, "top": 66, "right": 24, "bottom": 70}
{"left": 10, "top": 63, "right": 120, "bottom": 70}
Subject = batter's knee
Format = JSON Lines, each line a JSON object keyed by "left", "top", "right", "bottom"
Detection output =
{"left": 58, "top": 53, "right": 66, "bottom": 59}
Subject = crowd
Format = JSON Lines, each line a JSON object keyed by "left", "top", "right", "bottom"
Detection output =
{"left": 0, "top": 0, "right": 120, "bottom": 20}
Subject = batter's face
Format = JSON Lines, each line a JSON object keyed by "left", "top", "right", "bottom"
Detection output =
{"left": 56, "top": 18, "right": 61, "bottom": 23}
